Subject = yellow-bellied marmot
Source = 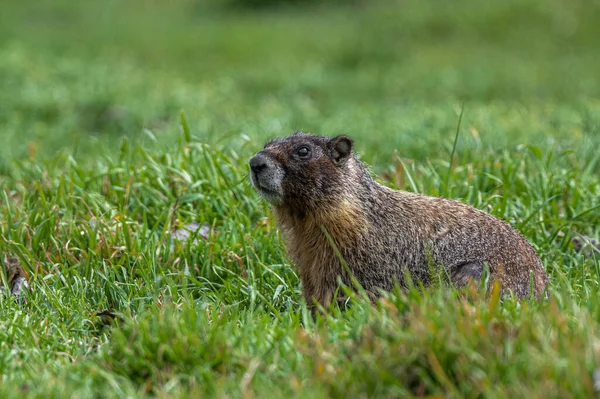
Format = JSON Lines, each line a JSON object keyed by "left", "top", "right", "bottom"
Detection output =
{"left": 249, "top": 132, "right": 549, "bottom": 309}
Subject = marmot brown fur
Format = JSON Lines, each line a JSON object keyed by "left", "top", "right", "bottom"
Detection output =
{"left": 249, "top": 132, "right": 549, "bottom": 309}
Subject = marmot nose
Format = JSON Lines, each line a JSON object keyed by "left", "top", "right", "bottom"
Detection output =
{"left": 249, "top": 154, "right": 268, "bottom": 174}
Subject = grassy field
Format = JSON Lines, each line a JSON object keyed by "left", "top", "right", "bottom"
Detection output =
{"left": 1, "top": 0, "right": 600, "bottom": 397}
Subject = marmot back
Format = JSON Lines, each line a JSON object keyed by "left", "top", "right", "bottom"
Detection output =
{"left": 249, "top": 132, "right": 549, "bottom": 308}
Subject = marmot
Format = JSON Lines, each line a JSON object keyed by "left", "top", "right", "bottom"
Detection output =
{"left": 249, "top": 132, "right": 549, "bottom": 308}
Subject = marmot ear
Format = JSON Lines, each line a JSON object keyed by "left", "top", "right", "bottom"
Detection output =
{"left": 327, "top": 135, "right": 354, "bottom": 165}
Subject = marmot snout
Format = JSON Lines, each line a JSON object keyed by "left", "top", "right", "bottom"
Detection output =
{"left": 250, "top": 131, "right": 550, "bottom": 309}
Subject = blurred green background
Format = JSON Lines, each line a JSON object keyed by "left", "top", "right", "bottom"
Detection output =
{"left": 1, "top": 0, "right": 599, "bottom": 166}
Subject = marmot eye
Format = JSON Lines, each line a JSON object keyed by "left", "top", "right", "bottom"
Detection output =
{"left": 296, "top": 146, "right": 311, "bottom": 158}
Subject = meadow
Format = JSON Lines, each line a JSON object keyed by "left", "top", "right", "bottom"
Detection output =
{"left": 1, "top": 0, "right": 599, "bottom": 397}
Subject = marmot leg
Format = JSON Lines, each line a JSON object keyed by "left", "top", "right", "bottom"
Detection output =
{"left": 451, "top": 262, "right": 484, "bottom": 288}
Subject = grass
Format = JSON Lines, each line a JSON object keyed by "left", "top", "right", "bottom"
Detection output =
{"left": 1, "top": 0, "right": 600, "bottom": 397}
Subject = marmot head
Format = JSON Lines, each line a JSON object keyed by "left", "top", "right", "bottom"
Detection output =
{"left": 249, "top": 132, "right": 356, "bottom": 211}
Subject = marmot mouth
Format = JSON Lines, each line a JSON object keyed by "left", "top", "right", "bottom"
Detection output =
{"left": 251, "top": 174, "right": 278, "bottom": 194}
{"left": 255, "top": 184, "right": 283, "bottom": 203}
{"left": 250, "top": 169, "right": 283, "bottom": 203}
{"left": 257, "top": 185, "right": 280, "bottom": 196}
